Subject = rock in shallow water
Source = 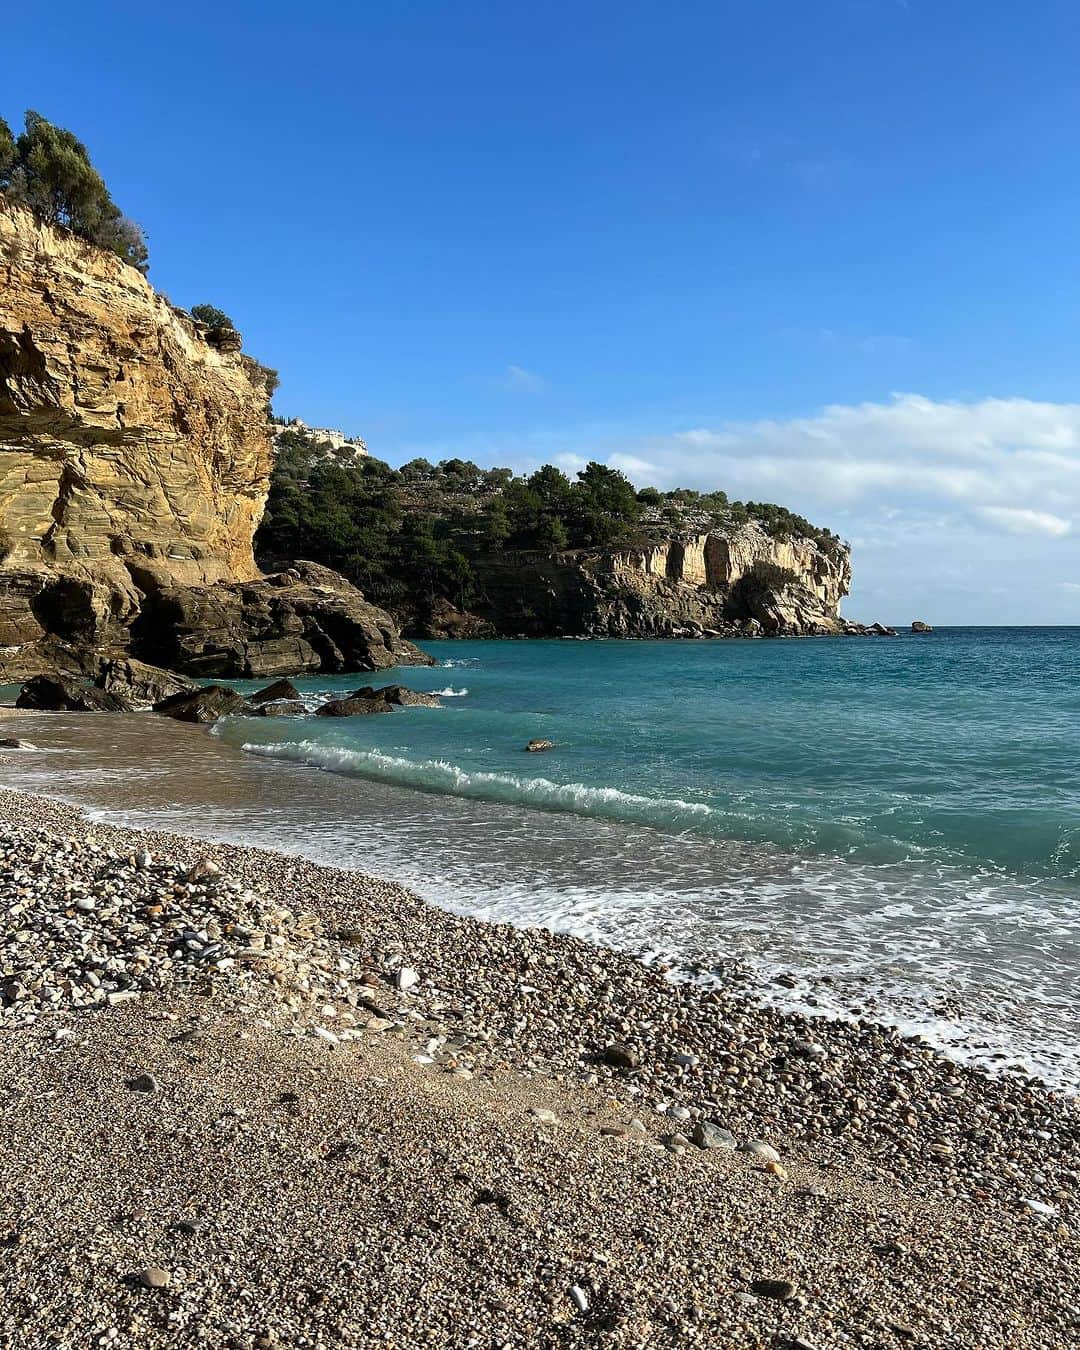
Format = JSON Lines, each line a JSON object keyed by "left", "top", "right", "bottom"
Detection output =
{"left": 153, "top": 685, "right": 250, "bottom": 724}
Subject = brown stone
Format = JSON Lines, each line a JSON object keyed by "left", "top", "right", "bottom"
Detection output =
{"left": 352, "top": 684, "right": 441, "bottom": 708}
{"left": 0, "top": 200, "right": 273, "bottom": 642}
{"left": 96, "top": 658, "right": 194, "bottom": 706}
{"left": 153, "top": 685, "right": 250, "bottom": 723}
{"left": 15, "top": 674, "right": 133, "bottom": 712}
{"left": 134, "top": 563, "right": 432, "bottom": 679}
{"left": 0, "top": 203, "right": 431, "bottom": 680}
{"left": 249, "top": 678, "right": 302, "bottom": 705}
{"left": 316, "top": 696, "right": 393, "bottom": 717}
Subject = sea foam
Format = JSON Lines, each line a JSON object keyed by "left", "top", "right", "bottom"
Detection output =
{"left": 240, "top": 739, "right": 713, "bottom": 830}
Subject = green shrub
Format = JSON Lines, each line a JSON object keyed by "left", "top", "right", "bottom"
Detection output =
{"left": 0, "top": 110, "right": 147, "bottom": 272}
{"left": 190, "top": 303, "right": 235, "bottom": 331}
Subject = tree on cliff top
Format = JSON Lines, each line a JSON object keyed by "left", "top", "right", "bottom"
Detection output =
{"left": 190, "top": 303, "right": 235, "bottom": 331}
{"left": 0, "top": 118, "right": 15, "bottom": 183}
{"left": 0, "top": 110, "right": 148, "bottom": 273}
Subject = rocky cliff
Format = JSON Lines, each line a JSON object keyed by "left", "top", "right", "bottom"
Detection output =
{"left": 456, "top": 523, "right": 853, "bottom": 638}
{"left": 0, "top": 201, "right": 428, "bottom": 677}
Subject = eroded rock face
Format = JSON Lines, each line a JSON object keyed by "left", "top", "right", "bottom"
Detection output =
{"left": 0, "top": 205, "right": 429, "bottom": 679}
{"left": 466, "top": 523, "right": 851, "bottom": 638}
{"left": 15, "top": 673, "right": 132, "bottom": 713}
{"left": 97, "top": 657, "right": 195, "bottom": 706}
{"left": 153, "top": 685, "right": 251, "bottom": 723}
{"left": 0, "top": 201, "right": 275, "bottom": 642}
{"left": 134, "top": 562, "right": 432, "bottom": 678}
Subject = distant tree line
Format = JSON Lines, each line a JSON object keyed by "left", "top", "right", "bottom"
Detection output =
{"left": 0, "top": 110, "right": 148, "bottom": 271}
{"left": 256, "top": 430, "right": 844, "bottom": 615}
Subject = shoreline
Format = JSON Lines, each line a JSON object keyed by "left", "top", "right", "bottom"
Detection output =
{"left": 1, "top": 778, "right": 1078, "bottom": 1347}
{"left": 4, "top": 698, "right": 1077, "bottom": 1094}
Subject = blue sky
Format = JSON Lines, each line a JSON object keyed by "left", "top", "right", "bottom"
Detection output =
{"left": 7, "top": 1, "right": 1080, "bottom": 622}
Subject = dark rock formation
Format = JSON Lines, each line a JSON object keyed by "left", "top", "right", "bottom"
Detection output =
{"left": 912, "top": 620, "right": 933, "bottom": 633}
{"left": 97, "top": 658, "right": 195, "bottom": 706}
{"left": 352, "top": 684, "right": 442, "bottom": 708}
{"left": 249, "top": 678, "right": 302, "bottom": 705}
{"left": 16, "top": 674, "right": 133, "bottom": 713}
{"left": 401, "top": 598, "right": 497, "bottom": 640}
{"left": 132, "top": 563, "right": 433, "bottom": 680}
{"left": 153, "top": 685, "right": 251, "bottom": 724}
{"left": 254, "top": 699, "right": 307, "bottom": 717}
{"left": 316, "top": 695, "right": 393, "bottom": 717}
{"left": 525, "top": 739, "right": 554, "bottom": 752}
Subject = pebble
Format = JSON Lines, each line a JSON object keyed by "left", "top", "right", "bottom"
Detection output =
{"left": 569, "top": 1285, "right": 589, "bottom": 1313}
{"left": 750, "top": 1278, "right": 797, "bottom": 1301}
{"left": 601, "top": 1042, "right": 639, "bottom": 1070}
{"left": 691, "top": 1120, "right": 737, "bottom": 1151}
{"left": 739, "top": 1139, "right": 781, "bottom": 1163}
{"left": 139, "top": 1267, "right": 171, "bottom": 1290}
{"left": 128, "top": 1072, "right": 161, "bottom": 1094}
{"left": 0, "top": 797, "right": 1075, "bottom": 1308}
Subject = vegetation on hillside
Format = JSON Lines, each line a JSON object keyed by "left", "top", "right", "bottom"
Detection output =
{"left": 190, "top": 303, "right": 235, "bottom": 331}
{"left": 256, "top": 429, "right": 844, "bottom": 615}
{"left": 0, "top": 110, "right": 148, "bottom": 271}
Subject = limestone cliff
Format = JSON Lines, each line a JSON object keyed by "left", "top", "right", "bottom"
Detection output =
{"left": 0, "top": 201, "right": 429, "bottom": 677}
{"left": 461, "top": 523, "right": 852, "bottom": 638}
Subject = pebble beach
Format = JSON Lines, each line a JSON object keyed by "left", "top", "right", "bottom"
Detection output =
{"left": 0, "top": 760, "right": 1078, "bottom": 1349}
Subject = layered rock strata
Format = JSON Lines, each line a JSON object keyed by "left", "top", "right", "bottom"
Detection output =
{"left": 0, "top": 202, "right": 427, "bottom": 677}
{"left": 456, "top": 522, "right": 853, "bottom": 638}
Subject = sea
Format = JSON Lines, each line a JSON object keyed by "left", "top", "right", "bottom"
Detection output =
{"left": 4, "top": 628, "right": 1079, "bottom": 1093}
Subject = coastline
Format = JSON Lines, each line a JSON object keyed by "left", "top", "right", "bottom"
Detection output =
{"left": 1, "top": 761, "right": 1078, "bottom": 1346}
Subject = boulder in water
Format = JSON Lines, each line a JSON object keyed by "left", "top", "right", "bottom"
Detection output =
{"left": 97, "top": 658, "right": 194, "bottom": 707}
{"left": 525, "top": 738, "right": 554, "bottom": 753}
{"left": 249, "top": 678, "right": 302, "bottom": 705}
{"left": 352, "top": 684, "right": 441, "bottom": 708}
{"left": 255, "top": 699, "right": 308, "bottom": 717}
{"left": 153, "top": 685, "right": 251, "bottom": 723}
{"left": 16, "top": 674, "right": 133, "bottom": 713}
{"left": 911, "top": 620, "right": 933, "bottom": 633}
{"left": 316, "top": 696, "right": 393, "bottom": 717}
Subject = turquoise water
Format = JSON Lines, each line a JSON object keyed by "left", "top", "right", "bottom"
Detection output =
{"left": 5, "top": 630, "right": 1078, "bottom": 1087}
{"left": 222, "top": 630, "right": 1080, "bottom": 880}
{"left": 211, "top": 630, "right": 1080, "bottom": 1089}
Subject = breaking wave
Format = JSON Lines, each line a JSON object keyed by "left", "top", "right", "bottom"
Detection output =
{"left": 431, "top": 687, "right": 469, "bottom": 696}
{"left": 240, "top": 739, "right": 714, "bottom": 832}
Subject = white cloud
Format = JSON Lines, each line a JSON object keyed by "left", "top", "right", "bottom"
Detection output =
{"left": 608, "top": 453, "right": 660, "bottom": 478}
{"left": 634, "top": 394, "right": 1080, "bottom": 534}
{"left": 501, "top": 364, "right": 546, "bottom": 394}
{"left": 555, "top": 452, "right": 587, "bottom": 473}
{"left": 569, "top": 393, "right": 1080, "bottom": 622}
{"left": 978, "top": 507, "right": 1072, "bottom": 537}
